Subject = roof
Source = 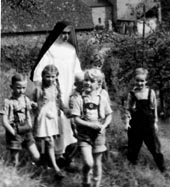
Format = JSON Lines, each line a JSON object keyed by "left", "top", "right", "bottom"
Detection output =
{"left": 81, "top": 0, "right": 112, "bottom": 7}
{"left": 1, "top": 0, "right": 94, "bottom": 33}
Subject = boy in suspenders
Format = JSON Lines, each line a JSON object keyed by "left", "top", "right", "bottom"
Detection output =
{"left": 70, "top": 69, "right": 112, "bottom": 187}
{"left": 125, "top": 68, "right": 165, "bottom": 172}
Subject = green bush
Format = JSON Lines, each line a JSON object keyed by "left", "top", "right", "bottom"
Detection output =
{"left": 1, "top": 45, "right": 40, "bottom": 74}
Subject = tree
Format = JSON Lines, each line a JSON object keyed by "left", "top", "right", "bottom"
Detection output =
{"left": 109, "top": 28, "right": 170, "bottom": 117}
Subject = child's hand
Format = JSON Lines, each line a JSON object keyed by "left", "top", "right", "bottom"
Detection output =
{"left": 125, "top": 123, "right": 131, "bottom": 131}
{"left": 64, "top": 108, "right": 71, "bottom": 118}
{"left": 100, "top": 125, "right": 106, "bottom": 133}
{"left": 154, "top": 122, "right": 159, "bottom": 132}
{"left": 31, "top": 101, "right": 38, "bottom": 109}
{"left": 91, "top": 122, "right": 102, "bottom": 131}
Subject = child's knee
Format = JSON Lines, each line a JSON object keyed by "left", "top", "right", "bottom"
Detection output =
{"left": 84, "top": 159, "right": 94, "bottom": 170}
{"left": 46, "top": 137, "right": 55, "bottom": 148}
{"left": 28, "top": 143, "right": 40, "bottom": 161}
{"left": 33, "top": 151, "right": 40, "bottom": 161}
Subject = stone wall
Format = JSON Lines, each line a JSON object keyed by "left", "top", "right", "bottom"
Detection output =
{"left": 1, "top": 31, "right": 93, "bottom": 48}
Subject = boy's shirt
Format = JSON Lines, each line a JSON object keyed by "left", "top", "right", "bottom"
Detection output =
{"left": 70, "top": 91, "right": 112, "bottom": 122}
{"left": 97, "top": 88, "right": 111, "bottom": 105}
{"left": 3, "top": 95, "right": 32, "bottom": 124}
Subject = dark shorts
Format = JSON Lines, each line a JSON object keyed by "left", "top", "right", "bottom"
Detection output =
{"left": 6, "top": 131, "right": 35, "bottom": 150}
{"left": 78, "top": 129, "right": 107, "bottom": 153}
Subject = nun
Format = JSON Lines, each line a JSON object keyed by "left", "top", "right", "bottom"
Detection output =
{"left": 30, "top": 21, "right": 82, "bottom": 155}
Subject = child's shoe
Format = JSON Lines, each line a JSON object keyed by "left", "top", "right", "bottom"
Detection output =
{"left": 55, "top": 171, "right": 65, "bottom": 180}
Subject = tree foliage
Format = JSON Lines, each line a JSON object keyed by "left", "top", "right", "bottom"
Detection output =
{"left": 101, "top": 27, "right": 170, "bottom": 117}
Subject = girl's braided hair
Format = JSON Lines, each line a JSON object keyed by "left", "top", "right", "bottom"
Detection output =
{"left": 41, "top": 65, "right": 62, "bottom": 110}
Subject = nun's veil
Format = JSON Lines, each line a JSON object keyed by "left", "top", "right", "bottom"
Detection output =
{"left": 30, "top": 21, "right": 78, "bottom": 81}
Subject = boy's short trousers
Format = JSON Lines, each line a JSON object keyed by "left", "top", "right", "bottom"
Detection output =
{"left": 6, "top": 131, "right": 35, "bottom": 150}
{"left": 78, "top": 130, "right": 107, "bottom": 153}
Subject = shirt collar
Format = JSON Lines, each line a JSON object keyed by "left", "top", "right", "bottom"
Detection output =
{"left": 82, "top": 90, "right": 100, "bottom": 97}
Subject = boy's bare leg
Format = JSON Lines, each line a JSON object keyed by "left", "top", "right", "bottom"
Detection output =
{"left": 81, "top": 146, "right": 93, "bottom": 186}
{"left": 28, "top": 143, "right": 40, "bottom": 162}
{"left": 10, "top": 150, "right": 19, "bottom": 167}
{"left": 93, "top": 153, "right": 103, "bottom": 187}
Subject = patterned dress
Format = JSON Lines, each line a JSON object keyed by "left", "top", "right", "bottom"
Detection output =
{"left": 34, "top": 84, "right": 62, "bottom": 138}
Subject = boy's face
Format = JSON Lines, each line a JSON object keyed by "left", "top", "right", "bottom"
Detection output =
{"left": 75, "top": 80, "right": 83, "bottom": 92}
{"left": 43, "top": 73, "right": 57, "bottom": 86}
{"left": 83, "top": 76, "right": 99, "bottom": 93}
{"left": 11, "top": 80, "right": 27, "bottom": 97}
{"left": 135, "top": 74, "right": 147, "bottom": 90}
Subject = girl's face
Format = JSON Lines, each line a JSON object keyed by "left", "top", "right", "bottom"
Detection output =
{"left": 135, "top": 74, "right": 147, "bottom": 90}
{"left": 11, "top": 80, "right": 27, "bottom": 97}
{"left": 43, "top": 73, "right": 57, "bottom": 86}
{"left": 92, "top": 61, "right": 103, "bottom": 70}
{"left": 83, "top": 76, "right": 99, "bottom": 93}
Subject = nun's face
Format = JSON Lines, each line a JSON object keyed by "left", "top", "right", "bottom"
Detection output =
{"left": 59, "top": 26, "right": 71, "bottom": 42}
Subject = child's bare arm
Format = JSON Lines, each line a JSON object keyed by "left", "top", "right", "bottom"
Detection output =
{"left": 124, "top": 93, "right": 132, "bottom": 130}
{"left": 2, "top": 114, "right": 16, "bottom": 136}
{"left": 27, "top": 111, "right": 32, "bottom": 128}
{"left": 152, "top": 89, "right": 159, "bottom": 131}
{"left": 100, "top": 113, "right": 112, "bottom": 132}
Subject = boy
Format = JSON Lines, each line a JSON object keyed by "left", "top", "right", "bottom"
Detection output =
{"left": 2, "top": 73, "right": 40, "bottom": 166}
{"left": 125, "top": 67, "right": 165, "bottom": 172}
{"left": 70, "top": 68, "right": 112, "bottom": 187}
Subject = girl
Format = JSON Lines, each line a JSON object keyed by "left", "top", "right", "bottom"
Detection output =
{"left": 2, "top": 73, "right": 40, "bottom": 166}
{"left": 30, "top": 21, "right": 82, "bottom": 154}
{"left": 33, "top": 65, "right": 67, "bottom": 179}
{"left": 125, "top": 67, "right": 166, "bottom": 172}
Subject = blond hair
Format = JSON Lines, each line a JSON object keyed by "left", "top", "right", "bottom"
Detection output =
{"left": 135, "top": 67, "right": 148, "bottom": 78}
{"left": 84, "top": 68, "right": 104, "bottom": 83}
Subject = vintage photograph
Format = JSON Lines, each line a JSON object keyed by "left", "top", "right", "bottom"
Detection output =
{"left": 1, "top": 0, "right": 170, "bottom": 187}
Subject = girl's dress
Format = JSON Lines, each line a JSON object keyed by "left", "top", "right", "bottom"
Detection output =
{"left": 34, "top": 84, "right": 62, "bottom": 138}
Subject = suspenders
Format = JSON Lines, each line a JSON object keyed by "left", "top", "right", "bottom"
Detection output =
{"left": 82, "top": 95, "right": 101, "bottom": 120}
{"left": 130, "top": 88, "right": 152, "bottom": 102}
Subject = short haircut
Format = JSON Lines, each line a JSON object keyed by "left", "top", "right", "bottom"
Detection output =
{"left": 42, "top": 65, "right": 59, "bottom": 77}
{"left": 84, "top": 68, "right": 104, "bottom": 83}
{"left": 74, "top": 72, "right": 84, "bottom": 83}
{"left": 11, "top": 73, "right": 27, "bottom": 85}
{"left": 135, "top": 67, "right": 148, "bottom": 78}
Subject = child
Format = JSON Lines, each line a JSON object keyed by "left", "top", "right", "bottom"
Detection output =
{"left": 90, "top": 53, "right": 104, "bottom": 70}
{"left": 70, "top": 68, "right": 112, "bottom": 187}
{"left": 89, "top": 52, "right": 110, "bottom": 102}
{"left": 56, "top": 72, "right": 85, "bottom": 171}
{"left": 33, "top": 65, "right": 66, "bottom": 179}
{"left": 125, "top": 67, "right": 166, "bottom": 172}
{"left": 69, "top": 72, "right": 85, "bottom": 138}
{"left": 2, "top": 73, "right": 40, "bottom": 166}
